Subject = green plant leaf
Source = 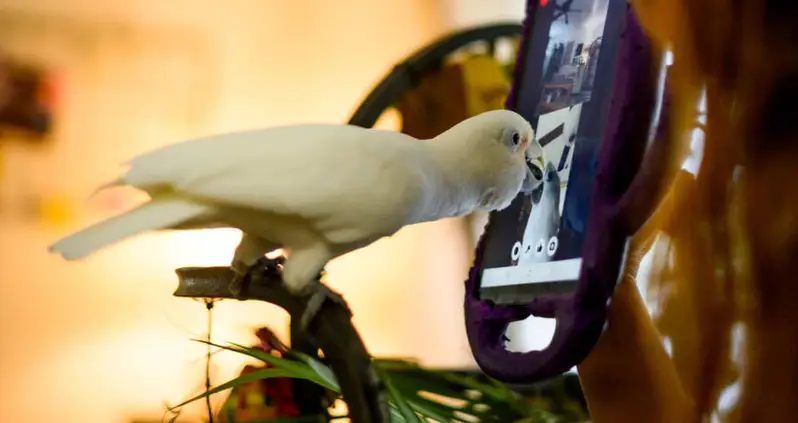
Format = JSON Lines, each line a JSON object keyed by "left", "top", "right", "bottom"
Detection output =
{"left": 386, "top": 374, "right": 495, "bottom": 422}
{"left": 289, "top": 350, "right": 340, "bottom": 390}
{"left": 169, "top": 368, "right": 294, "bottom": 410}
{"left": 436, "top": 371, "right": 518, "bottom": 404}
{"left": 377, "top": 367, "right": 423, "bottom": 423}
{"left": 179, "top": 339, "right": 584, "bottom": 422}
{"left": 380, "top": 365, "right": 535, "bottom": 422}
{"left": 406, "top": 397, "right": 463, "bottom": 422}
{"left": 415, "top": 394, "right": 498, "bottom": 421}
{"left": 192, "top": 339, "right": 339, "bottom": 391}
{"left": 389, "top": 374, "right": 473, "bottom": 403}
{"left": 226, "top": 341, "right": 319, "bottom": 376}
{"left": 387, "top": 405, "right": 407, "bottom": 423}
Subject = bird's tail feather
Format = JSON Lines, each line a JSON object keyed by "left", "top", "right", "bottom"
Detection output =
{"left": 49, "top": 196, "right": 211, "bottom": 260}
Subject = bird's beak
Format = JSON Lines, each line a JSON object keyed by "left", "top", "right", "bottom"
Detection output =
{"left": 521, "top": 159, "right": 544, "bottom": 193}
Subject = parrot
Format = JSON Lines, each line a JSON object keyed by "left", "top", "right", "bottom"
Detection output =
{"left": 48, "top": 109, "right": 543, "bottom": 330}
{"left": 518, "top": 161, "right": 562, "bottom": 264}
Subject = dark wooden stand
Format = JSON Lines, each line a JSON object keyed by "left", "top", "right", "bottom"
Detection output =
{"left": 172, "top": 262, "right": 391, "bottom": 423}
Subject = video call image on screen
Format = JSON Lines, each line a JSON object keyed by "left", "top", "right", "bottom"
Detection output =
{"left": 480, "top": 0, "right": 620, "bottom": 296}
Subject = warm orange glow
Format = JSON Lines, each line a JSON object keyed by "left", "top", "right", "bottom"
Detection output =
{"left": 373, "top": 107, "right": 403, "bottom": 131}
{"left": 265, "top": 249, "right": 285, "bottom": 259}
{"left": 0, "top": 1, "right": 461, "bottom": 422}
{"left": 0, "top": 1, "right": 534, "bottom": 422}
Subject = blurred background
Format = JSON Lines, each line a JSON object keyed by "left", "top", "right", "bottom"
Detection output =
{"left": 0, "top": 1, "right": 544, "bottom": 422}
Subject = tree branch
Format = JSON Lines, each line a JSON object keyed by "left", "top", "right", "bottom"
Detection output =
{"left": 172, "top": 262, "right": 391, "bottom": 423}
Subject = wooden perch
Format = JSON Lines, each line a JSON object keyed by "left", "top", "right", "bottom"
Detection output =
{"left": 172, "top": 261, "right": 391, "bottom": 423}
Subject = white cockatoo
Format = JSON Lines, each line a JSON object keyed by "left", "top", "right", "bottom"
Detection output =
{"left": 49, "top": 109, "right": 542, "bottom": 329}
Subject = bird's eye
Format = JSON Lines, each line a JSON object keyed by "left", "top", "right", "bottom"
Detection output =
{"left": 511, "top": 132, "right": 520, "bottom": 145}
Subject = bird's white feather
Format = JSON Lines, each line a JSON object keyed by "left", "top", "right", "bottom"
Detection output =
{"left": 49, "top": 110, "right": 537, "bottom": 295}
{"left": 116, "top": 125, "right": 434, "bottom": 241}
{"left": 48, "top": 196, "right": 212, "bottom": 260}
{"left": 122, "top": 125, "right": 407, "bottom": 192}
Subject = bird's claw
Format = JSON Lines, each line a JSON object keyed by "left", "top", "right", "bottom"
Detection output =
{"left": 299, "top": 282, "right": 351, "bottom": 332}
{"left": 228, "top": 272, "right": 249, "bottom": 299}
{"left": 228, "top": 256, "right": 285, "bottom": 299}
{"left": 229, "top": 258, "right": 348, "bottom": 331}
{"left": 228, "top": 262, "right": 262, "bottom": 299}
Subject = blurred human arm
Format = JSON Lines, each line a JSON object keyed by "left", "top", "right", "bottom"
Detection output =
{"left": 577, "top": 170, "right": 699, "bottom": 423}
{"left": 577, "top": 255, "right": 695, "bottom": 423}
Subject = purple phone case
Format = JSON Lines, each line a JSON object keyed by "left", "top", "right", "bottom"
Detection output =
{"left": 464, "top": 1, "right": 672, "bottom": 383}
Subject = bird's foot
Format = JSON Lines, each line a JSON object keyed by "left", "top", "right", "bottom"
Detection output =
{"left": 228, "top": 271, "right": 250, "bottom": 300}
{"left": 298, "top": 281, "right": 351, "bottom": 332}
{"left": 229, "top": 256, "right": 286, "bottom": 299}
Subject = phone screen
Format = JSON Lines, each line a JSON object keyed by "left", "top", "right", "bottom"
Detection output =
{"left": 479, "top": 0, "right": 624, "bottom": 304}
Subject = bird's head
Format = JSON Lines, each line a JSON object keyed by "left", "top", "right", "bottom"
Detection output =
{"left": 464, "top": 109, "right": 535, "bottom": 155}
{"left": 433, "top": 110, "right": 544, "bottom": 211}
{"left": 444, "top": 109, "right": 543, "bottom": 191}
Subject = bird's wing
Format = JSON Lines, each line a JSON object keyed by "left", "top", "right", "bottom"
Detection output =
{"left": 119, "top": 125, "right": 428, "bottom": 236}
{"left": 121, "top": 125, "right": 342, "bottom": 192}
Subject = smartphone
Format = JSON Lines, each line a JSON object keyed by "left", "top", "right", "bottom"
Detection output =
{"left": 478, "top": 0, "right": 620, "bottom": 305}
